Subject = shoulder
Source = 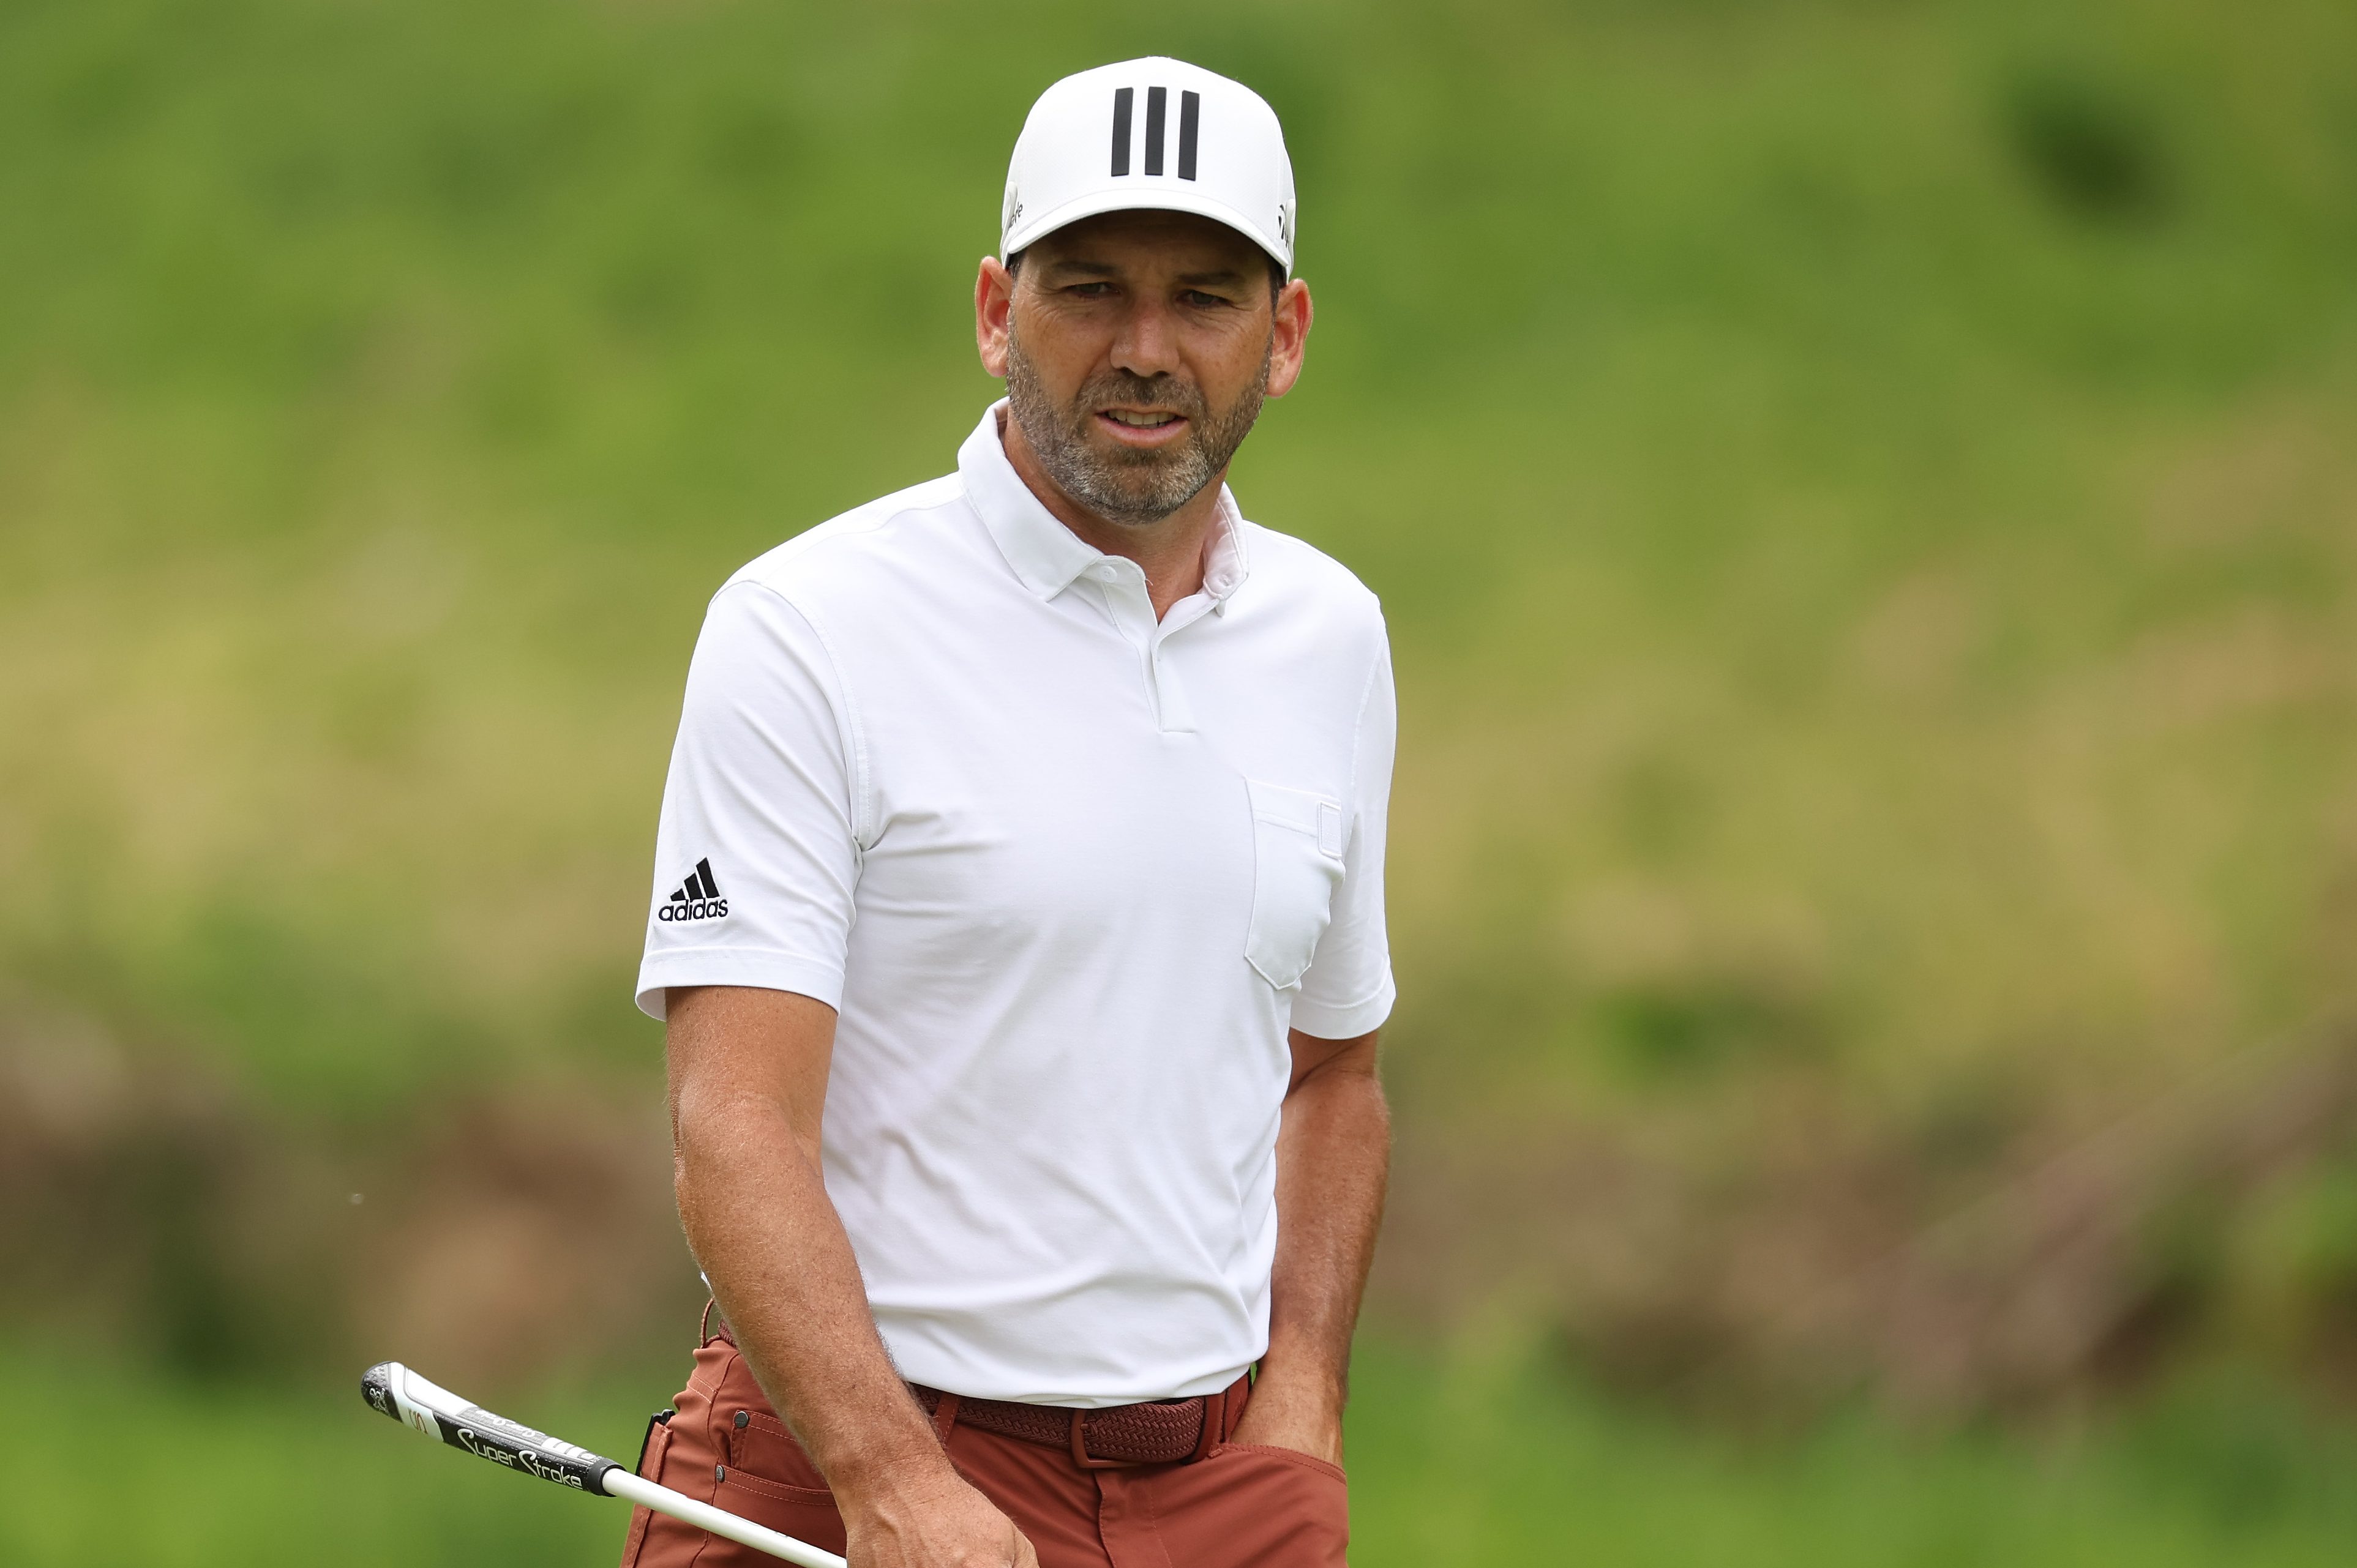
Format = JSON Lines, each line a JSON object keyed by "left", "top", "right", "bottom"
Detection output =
{"left": 682, "top": 475, "right": 974, "bottom": 692}
{"left": 721, "top": 474, "right": 972, "bottom": 611}
{"left": 1234, "top": 518, "right": 1388, "bottom": 646}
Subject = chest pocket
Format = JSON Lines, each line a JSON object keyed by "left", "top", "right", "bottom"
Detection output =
{"left": 1243, "top": 778, "right": 1349, "bottom": 991}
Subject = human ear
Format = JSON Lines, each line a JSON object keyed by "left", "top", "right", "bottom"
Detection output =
{"left": 975, "top": 256, "right": 1016, "bottom": 378}
{"left": 1264, "top": 277, "right": 1313, "bottom": 398}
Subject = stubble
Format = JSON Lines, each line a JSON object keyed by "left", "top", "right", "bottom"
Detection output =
{"left": 1003, "top": 323, "right": 1271, "bottom": 528}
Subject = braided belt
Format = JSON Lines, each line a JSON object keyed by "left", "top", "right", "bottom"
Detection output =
{"left": 911, "top": 1384, "right": 1227, "bottom": 1468}
{"left": 706, "top": 1310, "right": 1231, "bottom": 1468}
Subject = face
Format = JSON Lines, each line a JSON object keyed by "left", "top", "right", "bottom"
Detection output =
{"left": 975, "top": 210, "right": 1312, "bottom": 527}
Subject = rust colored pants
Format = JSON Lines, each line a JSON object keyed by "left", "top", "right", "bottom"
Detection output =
{"left": 617, "top": 1325, "right": 1349, "bottom": 1568}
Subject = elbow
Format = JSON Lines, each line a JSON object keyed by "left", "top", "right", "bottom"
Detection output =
{"left": 671, "top": 1087, "right": 822, "bottom": 1200}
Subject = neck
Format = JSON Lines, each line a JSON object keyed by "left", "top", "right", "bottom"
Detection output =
{"left": 998, "top": 406, "right": 1223, "bottom": 619}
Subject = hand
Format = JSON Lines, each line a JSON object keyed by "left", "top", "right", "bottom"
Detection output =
{"left": 1227, "top": 1364, "right": 1344, "bottom": 1467}
{"left": 839, "top": 1463, "right": 1038, "bottom": 1568}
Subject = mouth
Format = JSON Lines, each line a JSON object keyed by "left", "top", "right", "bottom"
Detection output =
{"left": 1093, "top": 406, "right": 1190, "bottom": 447}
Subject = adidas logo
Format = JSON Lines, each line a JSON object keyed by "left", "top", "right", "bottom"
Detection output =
{"left": 658, "top": 858, "right": 729, "bottom": 923}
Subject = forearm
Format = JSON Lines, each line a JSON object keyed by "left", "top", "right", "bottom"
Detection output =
{"left": 1245, "top": 1028, "right": 1390, "bottom": 1456}
{"left": 675, "top": 1092, "right": 950, "bottom": 1503}
{"left": 667, "top": 983, "right": 1035, "bottom": 1568}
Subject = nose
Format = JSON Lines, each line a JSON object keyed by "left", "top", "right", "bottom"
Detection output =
{"left": 1107, "top": 294, "right": 1182, "bottom": 381}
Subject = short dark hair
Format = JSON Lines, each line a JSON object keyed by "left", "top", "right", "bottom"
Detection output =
{"left": 1005, "top": 244, "right": 1286, "bottom": 306}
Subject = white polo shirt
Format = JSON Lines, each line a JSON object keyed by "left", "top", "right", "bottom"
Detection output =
{"left": 637, "top": 401, "right": 1395, "bottom": 1405}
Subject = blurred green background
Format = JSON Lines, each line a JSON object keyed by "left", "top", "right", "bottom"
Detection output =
{"left": 6, "top": 0, "right": 2357, "bottom": 1561}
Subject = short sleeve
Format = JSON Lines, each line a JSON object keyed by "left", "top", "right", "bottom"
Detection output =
{"left": 1289, "top": 629, "right": 1396, "bottom": 1039}
{"left": 634, "top": 581, "right": 861, "bottom": 1020}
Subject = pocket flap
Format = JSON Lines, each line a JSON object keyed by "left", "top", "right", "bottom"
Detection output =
{"left": 1247, "top": 778, "right": 1343, "bottom": 856}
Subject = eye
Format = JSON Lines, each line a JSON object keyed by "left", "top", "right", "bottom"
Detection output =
{"left": 1066, "top": 281, "right": 1115, "bottom": 297}
{"left": 1181, "top": 289, "right": 1233, "bottom": 308}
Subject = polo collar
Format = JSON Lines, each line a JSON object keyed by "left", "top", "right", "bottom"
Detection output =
{"left": 959, "top": 400, "right": 1250, "bottom": 613}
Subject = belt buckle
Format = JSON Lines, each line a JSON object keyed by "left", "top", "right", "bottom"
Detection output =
{"left": 1069, "top": 1408, "right": 1140, "bottom": 1471}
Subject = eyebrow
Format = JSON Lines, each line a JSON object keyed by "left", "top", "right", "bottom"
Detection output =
{"left": 1040, "top": 259, "right": 1252, "bottom": 289}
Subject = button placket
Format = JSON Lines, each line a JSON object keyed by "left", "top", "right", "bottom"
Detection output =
{"left": 1083, "top": 558, "right": 1217, "bottom": 732}
{"left": 1150, "top": 643, "right": 1195, "bottom": 731}
{"left": 1095, "top": 565, "right": 1172, "bottom": 728}
{"left": 1149, "top": 603, "right": 1210, "bottom": 734}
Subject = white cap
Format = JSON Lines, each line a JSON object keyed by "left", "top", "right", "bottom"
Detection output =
{"left": 1001, "top": 57, "right": 1297, "bottom": 277}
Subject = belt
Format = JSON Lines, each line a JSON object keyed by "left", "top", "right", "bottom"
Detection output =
{"left": 909, "top": 1381, "right": 1236, "bottom": 1468}
{"left": 708, "top": 1309, "right": 1237, "bottom": 1468}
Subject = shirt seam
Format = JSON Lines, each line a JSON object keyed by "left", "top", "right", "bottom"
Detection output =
{"left": 1344, "top": 627, "right": 1384, "bottom": 853}
{"left": 1295, "top": 973, "right": 1395, "bottom": 1016}
{"left": 640, "top": 944, "right": 844, "bottom": 963}
{"left": 729, "top": 578, "right": 875, "bottom": 854}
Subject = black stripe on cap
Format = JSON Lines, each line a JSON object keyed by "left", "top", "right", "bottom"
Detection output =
{"left": 1177, "top": 90, "right": 1199, "bottom": 179}
{"left": 1144, "top": 86, "right": 1166, "bottom": 176}
{"left": 1111, "top": 87, "right": 1133, "bottom": 176}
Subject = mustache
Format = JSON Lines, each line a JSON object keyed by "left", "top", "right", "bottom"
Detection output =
{"left": 1073, "top": 370, "right": 1206, "bottom": 422}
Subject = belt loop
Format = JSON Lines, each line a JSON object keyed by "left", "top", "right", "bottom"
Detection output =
{"left": 931, "top": 1392, "right": 962, "bottom": 1447}
{"left": 1070, "top": 1409, "right": 1135, "bottom": 1470}
{"left": 1226, "top": 1369, "right": 1251, "bottom": 1441}
{"left": 1190, "top": 1389, "right": 1223, "bottom": 1463}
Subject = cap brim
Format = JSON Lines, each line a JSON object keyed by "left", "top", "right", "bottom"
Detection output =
{"left": 1003, "top": 186, "right": 1291, "bottom": 277}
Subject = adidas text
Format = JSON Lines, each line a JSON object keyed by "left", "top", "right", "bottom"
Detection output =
{"left": 661, "top": 857, "right": 727, "bottom": 923}
{"left": 658, "top": 898, "right": 728, "bottom": 923}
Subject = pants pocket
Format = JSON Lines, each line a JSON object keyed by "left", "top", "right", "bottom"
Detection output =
{"left": 1152, "top": 1441, "right": 1350, "bottom": 1567}
{"left": 721, "top": 1408, "right": 836, "bottom": 1504}
{"left": 1206, "top": 1441, "right": 1347, "bottom": 1487}
{"left": 708, "top": 1467, "right": 847, "bottom": 1561}
{"left": 615, "top": 1420, "right": 673, "bottom": 1567}
{"left": 630, "top": 1345, "right": 849, "bottom": 1567}
{"left": 709, "top": 1374, "right": 847, "bottom": 1558}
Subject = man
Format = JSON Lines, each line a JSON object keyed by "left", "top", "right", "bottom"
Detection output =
{"left": 624, "top": 56, "right": 1395, "bottom": 1568}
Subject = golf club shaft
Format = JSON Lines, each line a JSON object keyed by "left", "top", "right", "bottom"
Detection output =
{"left": 362, "top": 1361, "right": 845, "bottom": 1568}
{"left": 605, "top": 1466, "right": 845, "bottom": 1567}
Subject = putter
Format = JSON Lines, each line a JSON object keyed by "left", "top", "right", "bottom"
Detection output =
{"left": 361, "top": 1360, "right": 847, "bottom": 1568}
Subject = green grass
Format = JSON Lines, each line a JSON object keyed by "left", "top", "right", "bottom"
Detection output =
{"left": 7, "top": 0, "right": 2357, "bottom": 1520}
{"left": 1348, "top": 1343, "right": 2357, "bottom": 1567}
{"left": 2, "top": 1343, "right": 2352, "bottom": 1567}
{"left": 0, "top": 1348, "right": 635, "bottom": 1568}
{"left": 6, "top": 0, "right": 2356, "bottom": 1117}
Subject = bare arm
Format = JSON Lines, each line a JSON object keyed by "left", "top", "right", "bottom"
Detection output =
{"left": 667, "top": 985, "right": 1037, "bottom": 1568}
{"left": 1229, "top": 1026, "right": 1390, "bottom": 1465}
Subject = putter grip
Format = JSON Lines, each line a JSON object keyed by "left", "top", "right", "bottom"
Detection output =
{"left": 362, "top": 1361, "right": 623, "bottom": 1495}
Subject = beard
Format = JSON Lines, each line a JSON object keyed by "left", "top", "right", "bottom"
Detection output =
{"left": 1003, "top": 325, "right": 1271, "bottom": 527}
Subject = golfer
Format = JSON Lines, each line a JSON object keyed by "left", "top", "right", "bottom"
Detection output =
{"left": 624, "top": 57, "right": 1394, "bottom": 1568}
